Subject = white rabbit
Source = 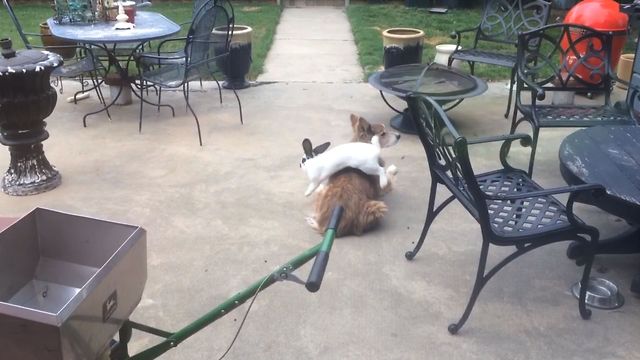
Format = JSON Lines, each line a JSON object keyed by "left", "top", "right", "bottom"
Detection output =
{"left": 300, "top": 136, "right": 387, "bottom": 197}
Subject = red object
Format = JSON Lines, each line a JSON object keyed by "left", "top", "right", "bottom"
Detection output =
{"left": 124, "top": 5, "right": 136, "bottom": 24}
{"left": 562, "top": 0, "right": 629, "bottom": 83}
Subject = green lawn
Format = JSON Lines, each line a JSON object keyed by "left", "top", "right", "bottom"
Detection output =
{"left": 346, "top": 4, "right": 640, "bottom": 81}
{"left": 0, "top": 1, "right": 280, "bottom": 80}
{"left": 347, "top": 4, "right": 514, "bottom": 81}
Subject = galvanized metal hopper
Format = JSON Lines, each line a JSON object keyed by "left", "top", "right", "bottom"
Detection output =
{"left": 0, "top": 208, "right": 146, "bottom": 360}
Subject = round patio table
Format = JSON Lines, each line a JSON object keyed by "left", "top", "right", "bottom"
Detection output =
{"left": 47, "top": 12, "right": 181, "bottom": 123}
{"left": 559, "top": 125, "right": 640, "bottom": 293}
{"left": 368, "top": 63, "right": 488, "bottom": 134}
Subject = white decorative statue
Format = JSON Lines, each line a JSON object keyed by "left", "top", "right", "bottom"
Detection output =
{"left": 113, "top": 2, "right": 135, "bottom": 30}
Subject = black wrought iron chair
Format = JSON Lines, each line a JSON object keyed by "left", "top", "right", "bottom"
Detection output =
{"left": 511, "top": 23, "right": 636, "bottom": 176}
{"left": 448, "top": 0, "right": 551, "bottom": 118}
{"left": 405, "top": 93, "right": 604, "bottom": 334}
{"left": 2, "top": 0, "right": 109, "bottom": 111}
{"left": 137, "top": 0, "right": 237, "bottom": 100}
{"left": 134, "top": 0, "right": 242, "bottom": 146}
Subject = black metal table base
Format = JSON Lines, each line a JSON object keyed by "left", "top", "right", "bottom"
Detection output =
{"left": 567, "top": 225, "right": 640, "bottom": 295}
{"left": 389, "top": 109, "right": 417, "bottom": 135}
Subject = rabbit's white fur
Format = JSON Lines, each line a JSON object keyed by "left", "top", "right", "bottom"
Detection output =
{"left": 301, "top": 136, "right": 387, "bottom": 196}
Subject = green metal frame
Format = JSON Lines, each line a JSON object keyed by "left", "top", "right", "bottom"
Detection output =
{"left": 110, "top": 216, "right": 339, "bottom": 360}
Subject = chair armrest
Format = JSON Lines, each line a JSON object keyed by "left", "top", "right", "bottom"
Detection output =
{"left": 449, "top": 27, "right": 478, "bottom": 40}
{"left": 517, "top": 69, "right": 546, "bottom": 101}
{"left": 450, "top": 26, "right": 478, "bottom": 48}
{"left": 467, "top": 133, "right": 532, "bottom": 172}
{"left": 466, "top": 133, "right": 532, "bottom": 147}
{"left": 484, "top": 183, "right": 605, "bottom": 201}
{"left": 155, "top": 36, "right": 188, "bottom": 54}
{"left": 135, "top": 52, "right": 185, "bottom": 61}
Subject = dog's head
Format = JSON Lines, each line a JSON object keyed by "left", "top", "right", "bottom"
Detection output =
{"left": 350, "top": 114, "right": 400, "bottom": 148}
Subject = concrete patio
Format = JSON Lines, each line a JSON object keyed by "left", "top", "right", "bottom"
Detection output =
{"left": 1, "top": 7, "right": 640, "bottom": 360}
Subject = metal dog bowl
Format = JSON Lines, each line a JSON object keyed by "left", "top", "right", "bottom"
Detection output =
{"left": 571, "top": 277, "right": 624, "bottom": 310}
{"left": 0, "top": 208, "right": 147, "bottom": 360}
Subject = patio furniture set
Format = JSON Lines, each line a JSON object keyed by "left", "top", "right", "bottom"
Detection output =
{"left": 3, "top": 0, "right": 640, "bottom": 357}
{"left": 368, "top": 0, "right": 640, "bottom": 335}
{"left": 2, "top": 0, "right": 243, "bottom": 147}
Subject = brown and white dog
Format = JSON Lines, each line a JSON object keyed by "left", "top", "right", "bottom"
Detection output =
{"left": 307, "top": 114, "right": 400, "bottom": 237}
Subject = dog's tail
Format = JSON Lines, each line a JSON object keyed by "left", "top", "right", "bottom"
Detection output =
{"left": 336, "top": 200, "right": 387, "bottom": 236}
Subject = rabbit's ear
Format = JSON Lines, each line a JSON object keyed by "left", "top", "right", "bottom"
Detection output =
{"left": 302, "top": 138, "right": 314, "bottom": 158}
{"left": 313, "top": 142, "right": 331, "bottom": 156}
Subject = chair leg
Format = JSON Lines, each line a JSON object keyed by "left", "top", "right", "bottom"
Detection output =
{"left": 504, "top": 68, "right": 516, "bottom": 119}
{"left": 405, "top": 180, "right": 455, "bottom": 260}
{"left": 91, "top": 73, "right": 111, "bottom": 120}
{"left": 139, "top": 84, "right": 145, "bottom": 133}
{"left": 230, "top": 87, "right": 244, "bottom": 125}
{"left": 185, "top": 83, "right": 190, "bottom": 112}
{"left": 527, "top": 126, "right": 540, "bottom": 177}
{"left": 578, "top": 238, "right": 595, "bottom": 320}
{"left": 183, "top": 88, "right": 203, "bottom": 146}
{"left": 448, "top": 240, "right": 490, "bottom": 335}
{"left": 157, "top": 88, "right": 162, "bottom": 113}
{"left": 213, "top": 75, "right": 223, "bottom": 104}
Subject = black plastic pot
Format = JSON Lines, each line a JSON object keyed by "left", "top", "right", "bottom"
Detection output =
{"left": 212, "top": 25, "right": 252, "bottom": 90}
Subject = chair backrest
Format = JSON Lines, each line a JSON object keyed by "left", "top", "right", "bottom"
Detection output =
{"left": 406, "top": 94, "right": 488, "bottom": 225}
{"left": 2, "top": 0, "right": 32, "bottom": 49}
{"left": 516, "top": 23, "right": 614, "bottom": 100}
{"left": 183, "top": 0, "right": 229, "bottom": 78}
{"left": 624, "top": 38, "right": 640, "bottom": 121}
{"left": 477, "top": 0, "right": 551, "bottom": 45}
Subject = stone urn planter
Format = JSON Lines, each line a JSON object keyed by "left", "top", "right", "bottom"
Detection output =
{"left": 382, "top": 28, "right": 424, "bottom": 69}
{"left": 103, "top": 72, "right": 132, "bottom": 105}
{"left": 211, "top": 25, "right": 252, "bottom": 89}
{"left": 0, "top": 38, "right": 62, "bottom": 195}
{"left": 616, "top": 54, "right": 635, "bottom": 89}
{"left": 39, "top": 22, "right": 77, "bottom": 60}
{"left": 434, "top": 44, "right": 463, "bottom": 69}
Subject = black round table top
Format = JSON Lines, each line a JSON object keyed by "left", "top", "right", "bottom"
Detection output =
{"left": 368, "top": 63, "right": 488, "bottom": 101}
{"left": 559, "top": 125, "right": 640, "bottom": 223}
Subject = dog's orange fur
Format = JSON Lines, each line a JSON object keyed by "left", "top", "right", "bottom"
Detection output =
{"left": 310, "top": 114, "right": 399, "bottom": 237}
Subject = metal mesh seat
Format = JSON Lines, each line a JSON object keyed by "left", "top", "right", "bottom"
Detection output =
{"left": 518, "top": 105, "right": 632, "bottom": 127}
{"left": 511, "top": 23, "right": 637, "bottom": 175}
{"left": 405, "top": 94, "right": 603, "bottom": 334}
{"left": 477, "top": 169, "right": 572, "bottom": 237}
{"left": 449, "top": 0, "right": 551, "bottom": 118}
{"left": 448, "top": 49, "right": 516, "bottom": 68}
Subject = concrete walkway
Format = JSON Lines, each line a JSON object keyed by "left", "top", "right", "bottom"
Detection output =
{"left": 257, "top": 7, "right": 364, "bottom": 83}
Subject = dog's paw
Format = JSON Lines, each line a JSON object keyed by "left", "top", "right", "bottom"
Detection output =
{"left": 306, "top": 216, "right": 320, "bottom": 231}
{"left": 386, "top": 164, "right": 398, "bottom": 176}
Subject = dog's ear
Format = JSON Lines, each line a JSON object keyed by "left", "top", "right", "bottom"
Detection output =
{"left": 350, "top": 114, "right": 359, "bottom": 128}
{"left": 371, "top": 123, "right": 385, "bottom": 135}
{"left": 313, "top": 142, "right": 330, "bottom": 156}
{"left": 302, "top": 138, "right": 314, "bottom": 158}
{"left": 356, "top": 116, "right": 372, "bottom": 135}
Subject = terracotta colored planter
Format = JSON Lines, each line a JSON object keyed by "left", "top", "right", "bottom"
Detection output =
{"left": 40, "top": 22, "right": 76, "bottom": 60}
{"left": 382, "top": 28, "right": 424, "bottom": 69}
{"left": 616, "top": 54, "right": 635, "bottom": 89}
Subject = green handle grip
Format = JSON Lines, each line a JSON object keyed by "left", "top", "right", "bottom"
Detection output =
{"left": 305, "top": 206, "right": 343, "bottom": 292}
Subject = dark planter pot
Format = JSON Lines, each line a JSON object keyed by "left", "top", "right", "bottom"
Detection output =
{"left": 212, "top": 25, "right": 252, "bottom": 90}
{"left": 382, "top": 28, "right": 424, "bottom": 69}
{"left": 39, "top": 22, "right": 77, "bottom": 60}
